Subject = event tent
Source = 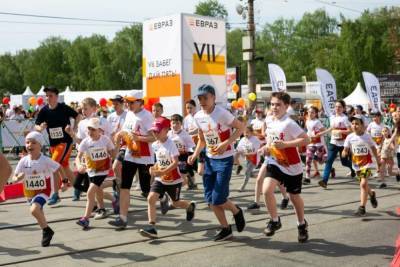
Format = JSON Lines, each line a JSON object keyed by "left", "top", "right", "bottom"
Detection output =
{"left": 343, "top": 82, "right": 371, "bottom": 111}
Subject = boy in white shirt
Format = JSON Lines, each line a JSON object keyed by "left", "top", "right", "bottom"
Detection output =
{"left": 139, "top": 117, "right": 196, "bottom": 238}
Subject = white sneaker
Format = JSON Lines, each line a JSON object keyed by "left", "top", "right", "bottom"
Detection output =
{"left": 94, "top": 208, "right": 108, "bottom": 220}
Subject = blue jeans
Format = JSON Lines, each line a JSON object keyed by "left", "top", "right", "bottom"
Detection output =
{"left": 322, "top": 143, "right": 353, "bottom": 183}
{"left": 203, "top": 156, "right": 233, "bottom": 205}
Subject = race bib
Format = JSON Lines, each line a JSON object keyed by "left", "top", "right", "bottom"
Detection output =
{"left": 173, "top": 139, "right": 185, "bottom": 151}
{"left": 332, "top": 130, "right": 342, "bottom": 140}
{"left": 352, "top": 142, "right": 369, "bottom": 156}
{"left": 268, "top": 131, "right": 280, "bottom": 144}
{"left": 204, "top": 130, "right": 221, "bottom": 149}
{"left": 157, "top": 152, "right": 172, "bottom": 169}
{"left": 89, "top": 147, "right": 108, "bottom": 161}
{"left": 49, "top": 127, "right": 64, "bottom": 139}
{"left": 371, "top": 129, "right": 382, "bottom": 138}
{"left": 25, "top": 174, "right": 46, "bottom": 190}
{"left": 244, "top": 142, "right": 255, "bottom": 154}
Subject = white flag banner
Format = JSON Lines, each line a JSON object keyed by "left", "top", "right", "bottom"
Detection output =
{"left": 268, "top": 63, "right": 287, "bottom": 92}
{"left": 315, "top": 68, "right": 337, "bottom": 116}
{"left": 362, "top": 71, "right": 381, "bottom": 112}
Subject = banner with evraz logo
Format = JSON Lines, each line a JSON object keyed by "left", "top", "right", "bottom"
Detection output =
{"left": 362, "top": 72, "right": 381, "bottom": 112}
{"left": 315, "top": 68, "right": 337, "bottom": 116}
{"left": 268, "top": 64, "right": 287, "bottom": 92}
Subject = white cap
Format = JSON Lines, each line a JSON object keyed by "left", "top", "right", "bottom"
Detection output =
{"left": 26, "top": 131, "right": 45, "bottom": 146}
{"left": 87, "top": 117, "right": 101, "bottom": 130}
{"left": 124, "top": 91, "right": 143, "bottom": 102}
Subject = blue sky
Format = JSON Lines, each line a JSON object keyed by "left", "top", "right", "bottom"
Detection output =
{"left": 0, "top": 0, "right": 398, "bottom": 54}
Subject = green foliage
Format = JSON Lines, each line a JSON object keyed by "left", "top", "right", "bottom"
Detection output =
{"left": 194, "top": 0, "right": 228, "bottom": 19}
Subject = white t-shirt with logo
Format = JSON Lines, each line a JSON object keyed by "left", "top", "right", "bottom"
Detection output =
{"left": 122, "top": 109, "right": 154, "bottom": 165}
{"left": 366, "top": 121, "right": 384, "bottom": 146}
{"left": 343, "top": 133, "right": 375, "bottom": 171}
{"left": 168, "top": 129, "right": 195, "bottom": 154}
{"left": 152, "top": 138, "right": 182, "bottom": 185}
{"left": 237, "top": 135, "right": 261, "bottom": 165}
{"left": 306, "top": 119, "right": 324, "bottom": 147}
{"left": 265, "top": 114, "right": 304, "bottom": 176}
{"left": 79, "top": 135, "right": 115, "bottom": 177}
{"left": 107, "top": 110, "right": 127, "bottom": 135}
{"left": 194, "top": 105, "right": 235, "bottom": 159}
{"left": 329, "top": 114, "right": 351, "bottom": 146}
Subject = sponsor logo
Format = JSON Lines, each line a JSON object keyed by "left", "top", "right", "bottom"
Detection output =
{"left": 149, "top": 19, "right": 173, "bottom": 31}
{"left": 189, "top": 18, "right": 218, "bottom": 29}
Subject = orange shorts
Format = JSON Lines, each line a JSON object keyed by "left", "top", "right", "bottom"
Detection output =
{"left": 50, "top": 143, "right": 73, "bottom": 168}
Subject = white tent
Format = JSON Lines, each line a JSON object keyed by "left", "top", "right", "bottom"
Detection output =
{"left": 344, "top": 82, "right": 371, "bottom": 111}
{"left": 37, "top": 85, "right": 45, "bottom": 96}
{"left": 22, "top": 86, "right": 34, "bottom": 96}
{"left": 10, "top": 86, "right": 36, "bottom": 110}
{"left": 60, "top": 86, "right": 71, "bottom": 95}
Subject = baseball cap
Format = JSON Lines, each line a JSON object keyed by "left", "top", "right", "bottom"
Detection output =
{"left": 26, "top": 131, "right": 45, "bottom": 146}
{"left": 124, "top": 91, "right": 143, "bottom": 102}
{"left": 43, "top": 86, "right": 59, "bottom": 95}
{"left": 150, "top": 117, "right": 170, "bottom": 133}
{"left": 110, "top": 95, "right": 124, "bottom": 102}
{"left": 196, "top": 84, "right": 216, "bottom": 97}
{"left": 87, "top": 117, "right": 101, "bottom": 130}
{"left": 350, "top": 114, "right": 364, "bottom": 124}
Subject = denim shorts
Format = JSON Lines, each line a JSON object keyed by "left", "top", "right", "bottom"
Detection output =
{"left": 203, "top": 156, "right": 233, "bottom": 205}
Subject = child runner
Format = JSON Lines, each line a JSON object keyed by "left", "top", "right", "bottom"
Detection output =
{"left": 188, "top": 84, "right": 245, "bottom": 241}
{"left": 12, "top": 132, "right": 62, "bottom": 246}
{"left": 378, "top": 127, "right": 399, "bottom": 188}
{"left": 139, "top": 117, "right": 196, "bottom": 238}
{"left": 304, "top": 106, "right": 327, "bottom": 184}
{"left": 236, "top": 125, "right": 261, "bottom": 192}
{"left": 342, "top": 115, "right": 379, "bottom": 216}
{"left": 76, "top": 118, "right": 115, "bottom": 229}
{"left": 262, "top": 92, "right": 310, "bottom": 243}
{"left": 392, "top": 111, "right": 400, "bottom": 182}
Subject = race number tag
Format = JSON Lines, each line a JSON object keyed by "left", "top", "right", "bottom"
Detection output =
{"left": 204, "top": 130, "right": 220, "bottom": 149}
{"left": 267, "top": 131, "right": 280, "bottom": 145}
{"left": 332, "top": 130, "right": 342, "bottom": 140}
{"left": 371, "top": 129, "right": 382, "bottom": 138}
{"left": 352, "top": 142, "right": 369, "bottom": 156}
{"left": 244, "top": 142, "right": 254, "bottom": 154}
{"left": 157, "top": 152, "right": 171, "bottom": 169}
{"left": 25, "top": 174, "right": 46, "bottom": 190}
{"left": 89, "top": 147, "right": 108, "bottom": 161}
{"left": 173, "top": 139, "right": 185, "bottom": 152}
{"left": 49, "top": 127, "right": 64, "bottom": 139}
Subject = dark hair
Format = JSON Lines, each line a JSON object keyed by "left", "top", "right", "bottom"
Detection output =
{"left": 336, "top": 99, "right": 346, "bottom": 108}
{"left": 153, "top": 103, "right": 163, "bottom": 109}
{"left": 185, "top": 99, "right": 196, "bottom": 107}
{"left": 308, "top": 106, "right": 319, "bottom": 118}
{"left": 171, "top": 114, "right": 183, "bottom": 123}
{"left": 271, "top": 92, "right": 291, "bottom": 105}
{"left": 246, "top": 125, "right": 254, "bottom": 132}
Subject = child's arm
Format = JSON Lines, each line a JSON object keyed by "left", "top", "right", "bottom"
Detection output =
{"left": 75, "top": 151, "right": 86, "bottom": 174}
{"left": 273, "top": 132, "right": 309, "bottom": 149}
{"left": 11, "top": 172, "right": 25, "bottom": 183}
{"left": 53, "top": 167, "right": 63, "bottom": 192}
{"left": 341, "top": 147, "right": 350, "bottom": 158}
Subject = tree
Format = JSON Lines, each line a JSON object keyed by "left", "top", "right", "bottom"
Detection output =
{"left": 195, "top": 0, "right": 228, "bottom": 19}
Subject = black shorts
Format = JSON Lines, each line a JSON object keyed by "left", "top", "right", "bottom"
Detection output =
{"left": 199, "top": 149, "right": 206, "bottom": 163}
{"left": 89, "top": 175, "right": 108, "bottom": 187}
{"left": 150, "top": 180, "right": 182, "bottom": 201}
{"left": 116, "top": 149, "right": 126, "bottom": 162}
{"left": 178, "top": 154, "right": 192, "bottom": 174}
{"left": 121, "top": 160, "right": 151, "bottom": 192}
{"left": 266, "top": 164, "right": 303, "bottom": 194}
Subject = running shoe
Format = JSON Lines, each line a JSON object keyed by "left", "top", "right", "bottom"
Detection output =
{"left": 297, "top": 220, "right": 309, "bottom": 243}
{"left": 318, "top": 180, "right": 327, "bottom": 189}
{"left": 94, "top": 208, "right": 108, "bottom": 220}
{"left": 160, "top": 195, "right": 169, "bottom": 215}
{"left": 233, "top": 205, "right": 245, "bottom": 232}
{"left": 280, "top": 198, "right": 289, "bottom": 210}
{"left": 139, "top": 225, "right": 158, "bottom": 239}
{"left": 76, "top": 217, "right": 90, "bottom": 229}
{"left": 247, "top": 202, "right": 260, "bottom": 210}
{"left": 186, "top": 201, "right": 196, "bottom": 221}
{"left": 379, "top": 182, "right": 387, "bottom": 189}
{"left": 108, "top": 216, "right": 127, "bottom": 229}
{"left": 370, "top": 191, "right": 378, "bottom": 208}
{"left": 354, "top": 206, "right": 366, "bottom": 216}
{"left": 47, "top": 193, "right": 61, "bottom": 206}
{"left": 41, "top": 227, "right": 54, "bottom": 247}
{"left": 303, "top": 178, "right": 311, "bottom": 185}
{"left": 264, "top": 217, "right": 282, "bottom": 236}
{"left": 236, "top": 165, "right": 243, "bottom": 175}
{"left": 72, "top": 189, "right": 81, "bottom": 201}
{"left": 214, "top": 226, "right": 233, "bottom": 242}
{"left": 396, "top": 174, "right": 400, "bottom": 182}
{"left": 330, "top": 168, "right": 336, "bottom": 178}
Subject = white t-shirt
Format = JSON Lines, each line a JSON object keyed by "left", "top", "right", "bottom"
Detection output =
{"left": 194, "top": 105, "right": 235, "bottom": 159}
{"left": 344, "top": 133, "right": 375, "bottom": 171}
{"left": 329, "top": 114, "right": 351, "bottom": 146}
{"left": 251, "top": 117, "right": 265, "bottom": 142}
{"left": 168, "top": 129, "right": 195, "bottom": 154}
{"left": 306, "top": 119, "right": 325, "bottom": 147}
{"left": 122, "top": 109, "right": 154, "bottom": 164}
{"left": 237, "top": 135, "right": 261, "bottom": 165}
{"left": 366, "top": 121, "right": 384, "bottom": 146}
{"left": 107, "top": 110, "right": 127, "bottom": 135}
{"left": 265, "top": 114, "right": 304, "bottom": 176}
{"left": 79, "top": 135, "right": 115, "bottom": 177}
{"left": 183, "top": 114, "right": 198, "bottom": 134}
{"left": 15, "top": 154, "right": 60, "bottom": 199}
{"left": 152, "top": 138, "right": 182, "bottom": 185}
{"left": 77, "top": 114, "right": 113, "bottom": 140}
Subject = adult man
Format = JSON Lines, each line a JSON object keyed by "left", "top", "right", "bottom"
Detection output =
{"left": 188, "top": 84, "right": 245, "bottom": 241}
{"left": 35, "top": 86, "right": 81, "bottom": 205}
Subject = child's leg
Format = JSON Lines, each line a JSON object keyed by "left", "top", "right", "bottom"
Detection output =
{"left": 171, "top": 199, "right": 189, "bottom": 209}
{"left": 387, "top": 159, "right": 397, "bottom": 176}
{"left": 240, "top": 161, "right": 255, "bottom": 190}
{"left": 262, "top": 177, "right": 280, "bottom": 219}
{"left": 305, "top": 147, "right": 314, "bottom": 178}
{"left": 30, "top": 202, "right": 47, "bottom": 229}
{"left": 84, "top": 183, "right": 98, "bottom": 218}
{"left": 279, "top": 184, "right": 288, "bottom": 199}
{"left": 288, "top": 193, "right": 305, "bottom": 224}
{"left": 147, "top": 192, "right": 159, "bottom": 224}
{"left": 255, "top": 164, "right": 266, "bottom": 203}
{"left": 359, "top": 178, "right": 369, "bottom": 207}
{"left": 312, "top": 160, "right": 319, "bottom": 174}
{"left": 379, "top": 159, "right": 387, "bottom": 182}
{"left": 95, "top": 189, "right": 105, "bottom": 209}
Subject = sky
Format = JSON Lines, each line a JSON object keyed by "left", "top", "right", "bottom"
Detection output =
{"left": 0, "top": 0, "right": 398, "bottom": 54}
